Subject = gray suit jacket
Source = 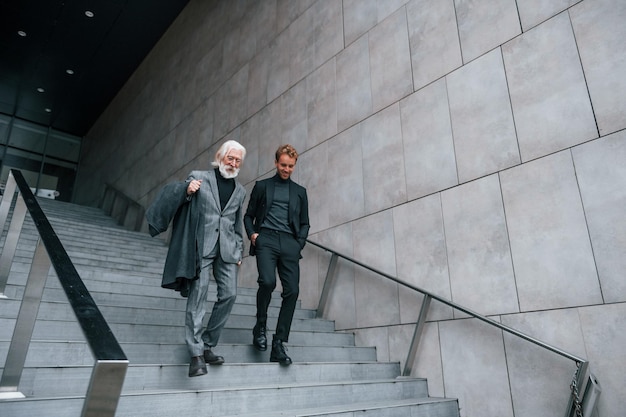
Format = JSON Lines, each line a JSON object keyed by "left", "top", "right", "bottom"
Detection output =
{"left": 145, "top": 170, "right": 245, "bottom": 291}
{"left": 188, "top": 169, "right": 246, "bottom": 264}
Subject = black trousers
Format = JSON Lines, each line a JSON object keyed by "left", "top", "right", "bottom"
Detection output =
{"left": 254, "top": 228, "right": 301, "bottom": 342}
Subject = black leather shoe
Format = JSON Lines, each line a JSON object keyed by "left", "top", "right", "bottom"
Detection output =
{"left": 253, "top": 323, "right": 267, "bottom": 351}
{"left": 188, "top": 356, "right": 207, "bottom": 377}
{"left": 270, "top": 336, "right": 292, "bottom": 365}
{"left": 204, "top": 348, "right": 224, "bottom": 365}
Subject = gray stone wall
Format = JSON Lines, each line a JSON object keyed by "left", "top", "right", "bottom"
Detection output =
{"left": 75, "top": 0, "right": 626, "bottom": 416}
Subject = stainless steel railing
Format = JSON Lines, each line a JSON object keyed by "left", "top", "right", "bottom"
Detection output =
{"left": 308, "top": 239, "right": 601, "bottom": 417}
{"left": 0, "top": 169, "right": 128, "bottom": 417}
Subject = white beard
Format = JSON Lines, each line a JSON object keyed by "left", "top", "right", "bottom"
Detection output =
{"left": 218, "top": 162, "right": 239, "bottom": 179}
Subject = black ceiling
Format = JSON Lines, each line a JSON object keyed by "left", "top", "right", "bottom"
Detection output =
{"left": 0, "top": 0, "right": 190, "bottom": 137}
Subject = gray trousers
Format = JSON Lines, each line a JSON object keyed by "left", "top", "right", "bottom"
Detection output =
{"left": 185, "top": 247, "right": 238, "bottom": 357}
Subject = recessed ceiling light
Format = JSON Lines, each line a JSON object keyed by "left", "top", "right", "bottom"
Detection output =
{"left": 17, "top": 30, "right": 27, "bottom": 37}
{"left": 66, "top": 69, "right": 75, "bottom": 75}
{"left": 37, "top": 87, "right": 45, "bottom": 93}
{"left": 45, "top": 108, "right": 52, "bottom": 113}
{"left": 85, "top": 10, "right": 94, "bottom": 18}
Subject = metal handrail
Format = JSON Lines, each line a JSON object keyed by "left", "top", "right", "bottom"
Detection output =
{"left": 0, "top": 169, "right": 128, "bottom": 417}
{"left": 307, "top": 239, "right": 600, "bottom": 417}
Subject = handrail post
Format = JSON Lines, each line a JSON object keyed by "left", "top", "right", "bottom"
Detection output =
{"left": 0, "top": 239, "right": 50, "bottom": 398}
{"left": 0, "top": 171, "right": 17, "bottom": 232}
{"left": 317, "top": 253, "right": 338, "bottom": 318}
{"left": 564, "top": 361, "right": 590, "bottom": 417}
{"left": 403, "top": 294, "right": 431, "bottom": 376}
{"left": 0, "top": 184, "right": 27, "bottom": 298}
{"left": 82, "top": 360, "right": 128, "bottom": 417}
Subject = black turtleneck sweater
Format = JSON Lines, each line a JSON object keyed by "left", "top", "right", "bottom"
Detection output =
{"left": 214, "top": 168, "right": 235, "bottom": 210}
{"left": 261, "top": 174, "right": 291, "bottom": 233}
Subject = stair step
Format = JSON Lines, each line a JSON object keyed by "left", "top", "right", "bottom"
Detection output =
{"left": 0, "top": 298, "right": 316, "bottom": 325}
{"left": 0, "top": 196, "right": 459, "bottom": 417}
{"left": 0, "top": 378, "right": 434, "bottom": 417}
{"left": 0, "top": 317, "right": 343, "bottom": 346}
{"left": 0, "top": 396, "right": 459, "bottom": 417}
{"left": 228, "top": 397, "right": 460, "bottom": 417}
{"left": 0, "top": 340, "right": 378, "bottom": 366}
{"left": 2, "top": 285, "right": 308, "bottom": 320}
{"left": 17, "top": 362, "right": 402, "bottom": 396}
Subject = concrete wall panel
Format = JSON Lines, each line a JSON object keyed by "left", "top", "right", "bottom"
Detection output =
{"left": 440, "top": 318, "right": 513, "bottom": 417}
{"left": 571, "top": 0, "right": 626, "bottom": 136}
{"left": 228, "top": 65, "right": 249, "bottom": 132}
{"left": 238, "top": 114, "right": 260, "bottom": 186}
{"left": 280, "top": 80, "right": 308, "bottom": 153}
{"left": 503, "top": 12, "right": 597, "bottom": 162}
{"left": 447, "top": 49, "right": 519, "bottom": 183}
{"left": 578, "top": 303, "right": 626, "bottom": 417}
{"left": 392, "top": 195, "right": 453, "bottom": 323}
{"left": 256, "top": 100, "right": 282, "bottom": 176}
{"left": 266, "top": 30, "right": 290, "bottom": 103}
{"left": 246, "top": 48, "right": 270, "bottom": 118}
{"left": 336, "top": 36, "right": 372, "bottom": 132}
{"left": 314, "top": 223, "right": 357, "bottom": 331}
{"left": 400, "top": 79, "right": 458, "bottom": 200}
{"left": 368, "top": 8, "right": 413, "bottom": 113}
{"left": 408, "top": 322, "right": 444, "bottom": 398}
{"left": 306, "top": 58, "right": 337, "bottom": 149}
{"left": 276, "top": 0, "right": 315, "bottom": 35}
{"left": 441, "top": 175, "right": 518, "bottom": 316}
{"left": 518, "top": 0, "right": 581, "bottom": 31}
{"left": 326, "top": 125, "right": 365, "bottom": 226}
{"left": 353, "top": 211, "right": 400, "bottom": 328}
{"left": 298, "top": 141, "right": 328, "bottom": 234}
{"left": 500, "top": 151, "right": 602, "bottom": 310}
{"left": 407, "top": 0, "right": 461, "bottom": 90}
{"left": 573, "top": 132, "right": 626, "bottom": 303}
{"left": 501, "top": 309, "right": 587, "bottom": 417}
{"left": 343, "top": 0, "right": 409, "bottom": 46}
{"left": 455, "top": 0, "right": 520, "bottom": 63}
{"left": 361, "top": 104, "right": 407, "bottom": 215}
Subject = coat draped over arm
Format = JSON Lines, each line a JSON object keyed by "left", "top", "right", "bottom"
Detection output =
{"left": 145, "top": 181, "right": 200, "bottom": 293}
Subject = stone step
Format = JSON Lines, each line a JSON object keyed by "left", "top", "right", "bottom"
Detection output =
{"left": 0, "top": 378, "right": 433, "bottom": 417}
{"left": 21, "top": 217, "right": 162, "bottom": 246}
{"left": 0, "top": 319, "right": 341, "bottom": 347}
{"left": 0, "top": 298, "right": 315, "bottom": 325}
{"left": 17, "top": 361, "right": 402, "bottom": 396}
{"left": 3, "top": 283, "right": 298, "bottom": 313}
{"left": 228, "top": 398, "right": 460, "bottom": 417}
{"left": 9, "top": 240, "right": 163, "bottom": 272}
{"left": 0, "top": 340, "right": 378, "bottom": 366}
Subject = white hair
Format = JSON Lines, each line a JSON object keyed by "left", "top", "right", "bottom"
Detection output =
{"left": 211, "top": 140, "right": 246, "bottom": 167}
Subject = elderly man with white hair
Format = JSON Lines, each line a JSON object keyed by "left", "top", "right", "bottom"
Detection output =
{"left": 146, "top": 140, "right": 247, "bottom": 377}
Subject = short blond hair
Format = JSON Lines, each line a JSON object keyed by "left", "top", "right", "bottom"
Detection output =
{"left": 275, "top": 144, "right": 298, "bottom": 162}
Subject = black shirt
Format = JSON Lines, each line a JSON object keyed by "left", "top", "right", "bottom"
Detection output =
{"left": 261, "top": 175, "right": 291, "bottom": 234}
{"left": 214, "top": 168, "right": 235, "bottom": 210}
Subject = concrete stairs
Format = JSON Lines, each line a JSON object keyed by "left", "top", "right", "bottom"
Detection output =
{"left": 0, "top": 197, "right": 459, "bottom": 416}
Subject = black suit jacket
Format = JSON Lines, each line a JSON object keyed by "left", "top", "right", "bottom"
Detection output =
{"left": 244, "top": 174, "right": 310, "bottom": 256}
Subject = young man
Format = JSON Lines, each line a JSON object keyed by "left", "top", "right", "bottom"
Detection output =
{"left": 244, "top": 144, "right": 310, "bottom": 365}
{"left": 147, "top": 140, "right": 246, "bottom": 377}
